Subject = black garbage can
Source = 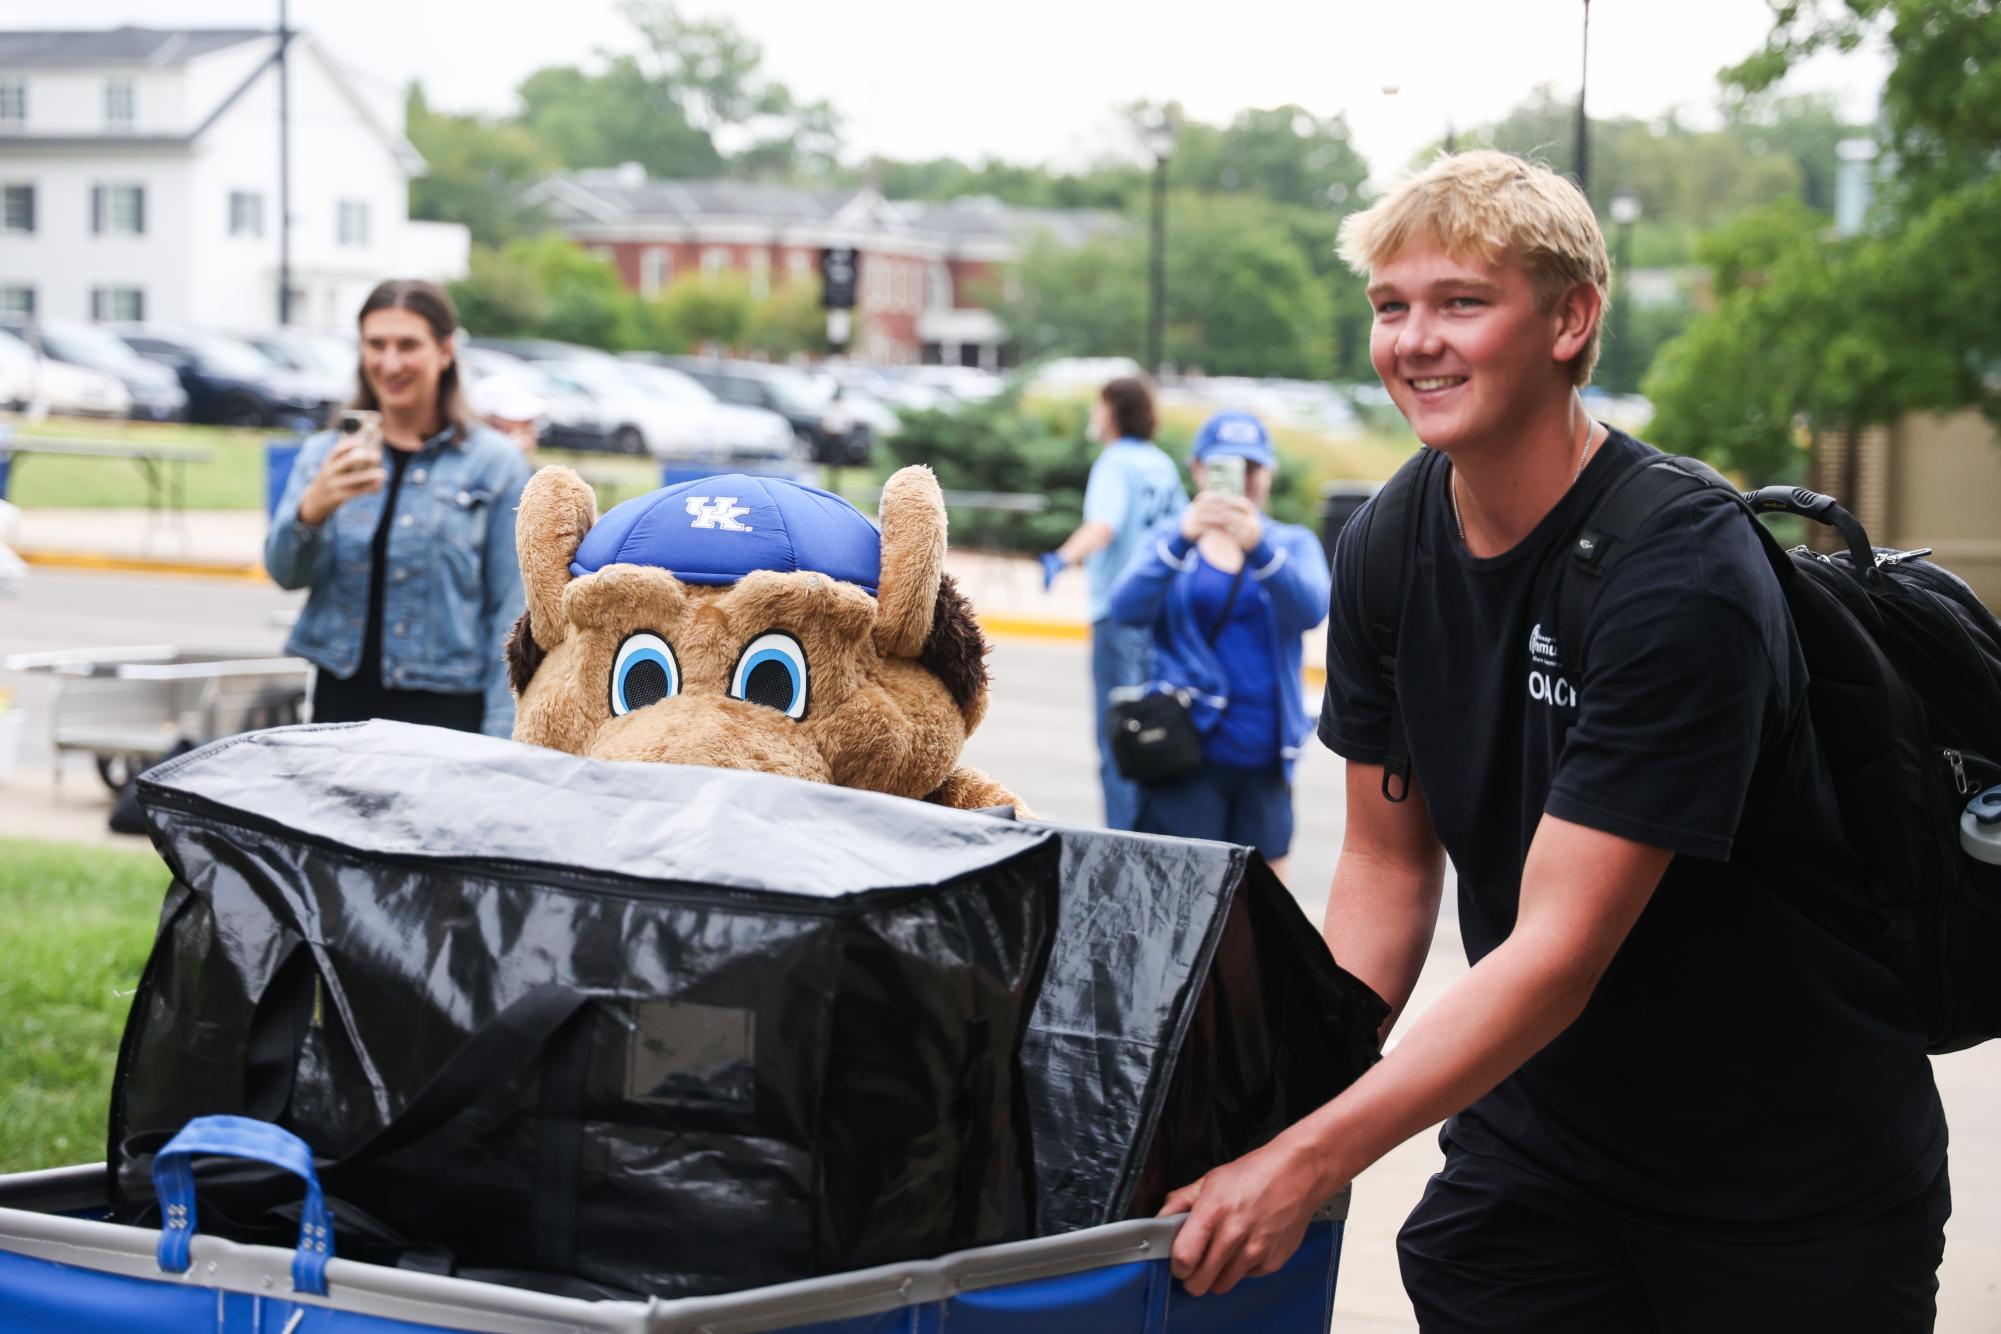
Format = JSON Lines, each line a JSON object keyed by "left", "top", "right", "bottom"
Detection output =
{"left": 1317, "top": 481, "right": 1379, "bottom": 567}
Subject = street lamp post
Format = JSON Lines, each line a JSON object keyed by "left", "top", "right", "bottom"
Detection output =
{"left": 1576, "top": 0, "right": 1592, "bottom": 199}
{"left": 1609, "top": 191, "right": 1640, "bottom": 391}
{"left": 1144, "top": 115, "right": 1175, "bottom": 379}
{"left": 277, "top": 0, "right": 293, "bottom": 325}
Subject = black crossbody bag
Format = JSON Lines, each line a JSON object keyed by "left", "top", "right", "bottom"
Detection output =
{"left": 1108, "top": 560, "right": 1247, "bottom": 785}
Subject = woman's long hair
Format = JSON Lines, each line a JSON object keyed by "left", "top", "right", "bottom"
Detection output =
{"left": 345, "top": 279, "right": 473, "bottom": 439}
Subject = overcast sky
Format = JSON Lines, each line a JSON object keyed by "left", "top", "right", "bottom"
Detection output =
{"left": 8, "top": 0, "right": 1888, "bottom": 181}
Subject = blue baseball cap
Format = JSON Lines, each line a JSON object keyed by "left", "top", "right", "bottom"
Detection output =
{"left": 571, "top": 473, "right": 882, "bottom": 595}
{"left": 1190, "top": 410, "right": 1277, "bottom": 470}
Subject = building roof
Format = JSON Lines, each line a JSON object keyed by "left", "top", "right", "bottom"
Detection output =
{"left": 535, "top": 170, "right": 1120, "bottom": 254}
{"left": 0, "top": 27, "right": 270, "bottom": 68}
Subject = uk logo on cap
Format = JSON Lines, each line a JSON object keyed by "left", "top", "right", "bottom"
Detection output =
{"left": 572, "top": 473, "right": 882, "bottom": 594}
{"left": 686, "top": 496, "right": 753, "bottom": 532}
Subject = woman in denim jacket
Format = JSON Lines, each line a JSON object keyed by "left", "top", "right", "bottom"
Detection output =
{"left": 266, "top": 280, "right": 532, "bottom": 737}
{"left": 1108, "top": 411, "right": 1329, "bottom": 881}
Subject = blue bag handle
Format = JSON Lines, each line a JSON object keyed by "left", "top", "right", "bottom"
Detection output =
{"left": 152, "top": 1114, "right": 333, "bottom": 1296}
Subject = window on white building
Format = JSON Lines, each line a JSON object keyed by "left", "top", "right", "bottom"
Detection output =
{"left": 2, "top": 184, "right": 32, "bottom": 234}
{"left": 105, "top": 78, "right": 135, "bottom": 132}
{"left": 640, "top": 247, "right": 672, "bottom": 297}
{"left": 90, "top": 287, "right": 145, "bottom": 322}
{"left": 749, "top": 251, "right": 770, "bottom": 299}
{"left": 0, "top": 80, "right": 25, "bottom": 128}
{"left": 0, "top": 286, "right": 34, "bottom": 316}
{"left": 701, "top": 247, "right": 731, "bottom": 278}
{"left": 228, "top": 190, "right": 264, "bottom": 238}
{"left": 337, "top": 199, "right": 369, "bottom": 247}
{"left": 91, "top": 183, "right": 145, "bottom": 235}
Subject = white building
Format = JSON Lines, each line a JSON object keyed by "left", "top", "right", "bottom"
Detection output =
{"left": 0, "top": 27, "right": 468, "bottom": 332}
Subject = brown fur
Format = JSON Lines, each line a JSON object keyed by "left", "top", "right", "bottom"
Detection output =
{"left": 874, "top": 466, "right": 946, "bottom": 658}
{"left": 508, "top": 465, "right": 1027, "bottom": 815}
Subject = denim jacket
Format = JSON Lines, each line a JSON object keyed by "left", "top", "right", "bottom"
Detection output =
{"left": 265, "top": 423, "right": 533, "bottom": 736}
{"left": 1107, "top": 518, "right": 1330, "bottom": 780}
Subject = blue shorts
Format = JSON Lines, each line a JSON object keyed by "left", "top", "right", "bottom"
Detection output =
{"left": 1132, "top": 761, "right": 1293, "bottom": 861}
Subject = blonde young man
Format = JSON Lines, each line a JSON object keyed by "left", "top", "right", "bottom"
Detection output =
{"left": 1160, "top": 151, "right": 1947, "bottom": 1331}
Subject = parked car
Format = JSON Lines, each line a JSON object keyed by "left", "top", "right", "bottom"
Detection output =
{"left": 0, "top": 328, "right": 39, "bottom": 410}
{"left": 900, "top": 364, "right": 1005, "bottom": 404}
{"left": 0, "top": 326, "right": 132, "bottom": 419}
{"left": 0, "top": 316, "right": 186, "bottom": 422}
{"left": 238, "top": 329, "right": 357, "bottom": 409}
{"left": 457, "top": 346, "right": 614, "bottom": 453}
{"left": 105, "top": 325, "right": 330, "bottom": 428}
{"left": 527, "top": 358, "right": 794, "bottom": 463}
{"left": 464, "top": 336, "right": 622, "bottom": 369}
{"left": 654, "top": 356, "right": 873, "bottom": 466}
{"left": 614, "top": 360, "right": 803, "bottom": 463}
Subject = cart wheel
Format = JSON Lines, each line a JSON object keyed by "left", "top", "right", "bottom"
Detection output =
{"left": 96, "top": 753, "right": 138, "bottom": 791}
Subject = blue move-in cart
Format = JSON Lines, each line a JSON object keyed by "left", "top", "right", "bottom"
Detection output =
{"left": 0, "top": 1154, "right": 1347, "bottom": 1332}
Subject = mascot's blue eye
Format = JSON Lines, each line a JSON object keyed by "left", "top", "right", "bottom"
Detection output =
{"left": 611, "top": 632, "right": 679, "bottom": 716}
{"left": 730, "top": 631, "right": 808, "bottom": 719}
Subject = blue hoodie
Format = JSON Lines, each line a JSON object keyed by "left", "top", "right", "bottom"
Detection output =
{"left": 1108, "top": 518, "right": 1330, "bottom": 779}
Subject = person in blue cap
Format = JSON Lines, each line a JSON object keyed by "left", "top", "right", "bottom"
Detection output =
{"left": 1107, "top": 409, "right": 1329, "bottom": 880}
{"left": 1040, "top": 377, "right": 1187, "bottom": 830}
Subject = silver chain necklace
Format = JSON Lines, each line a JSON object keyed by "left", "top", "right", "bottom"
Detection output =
{"left": 1451, "top": 420, "right": 1598, "bottom": 544}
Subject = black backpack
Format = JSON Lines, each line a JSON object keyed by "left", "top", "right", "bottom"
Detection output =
{"left": 1359, "top": 447, "right": 2001, "bottom": 1053}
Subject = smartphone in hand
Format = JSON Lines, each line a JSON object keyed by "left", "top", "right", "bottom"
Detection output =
{"left": 1207, "top": 454, "right": 1246, "bottom": 499}
{"left": 335, "top": 409, "right": 383, "bottom": 469}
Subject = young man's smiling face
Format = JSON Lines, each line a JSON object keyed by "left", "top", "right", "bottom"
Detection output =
{"left": 1367, "top": 242, "right": 1579, "bottom": 458}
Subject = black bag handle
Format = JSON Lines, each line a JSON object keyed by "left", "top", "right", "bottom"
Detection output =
{"left": 348, "top": 981, "right": 595, "bottom": 1163}
{"left": 1743, "top": 483, "right": 1879, "bottom": 580}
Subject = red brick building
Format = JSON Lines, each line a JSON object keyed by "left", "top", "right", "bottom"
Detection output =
{"left": 524, "top": 168, "right": 1113, "bottom": 367}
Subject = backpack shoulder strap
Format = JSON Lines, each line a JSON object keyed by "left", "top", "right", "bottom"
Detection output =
{"left": 1358, "top": 447, "right": 1444, "bottom": 802}
{"left": 1552, "top": 453, "right": 1788, "bottom": 674}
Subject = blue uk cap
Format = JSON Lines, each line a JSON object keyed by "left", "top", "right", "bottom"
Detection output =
{"left": 570, "top": 473, "right": 882, "bottom": 595}
{"left": 1190, "top": 410, "right": 1277, "bottom": 470}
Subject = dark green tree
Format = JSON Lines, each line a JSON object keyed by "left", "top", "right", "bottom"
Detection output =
{"left": 515, "top": 59, "right": 721, "bottom": 179}
{"left": 406, "top": 85, "right": 554, "bottom": 245}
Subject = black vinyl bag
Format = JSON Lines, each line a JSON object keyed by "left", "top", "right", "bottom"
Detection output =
{"left": 1017, "top": 823, "right": 1388, "bottom": 1230}
{"left": 109, "top": 722, "right": 1060, "bottom": 1299}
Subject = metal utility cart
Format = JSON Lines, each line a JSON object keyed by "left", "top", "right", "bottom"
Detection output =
{"left": 0, "top": 645, "right": 310, "bottom": 788}
{"left": 0, "top": 1145, "right": 1348, "bottom": 1333}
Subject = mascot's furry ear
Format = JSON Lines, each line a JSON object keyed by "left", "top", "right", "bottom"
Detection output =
{"left": 517, "top": 466, "right": 598, "bottom": 650}
{"left": 875, "top": 464, "right": 947, "bottom": 659}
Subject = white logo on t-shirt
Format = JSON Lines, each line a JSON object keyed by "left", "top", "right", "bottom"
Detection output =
{"left": 1527, "top": 623, "right": 1575, "bottom": 708}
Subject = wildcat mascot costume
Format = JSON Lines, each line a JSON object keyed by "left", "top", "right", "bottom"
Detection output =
{"left": 504, "top": 463, "right": 1025, "bottom": 812}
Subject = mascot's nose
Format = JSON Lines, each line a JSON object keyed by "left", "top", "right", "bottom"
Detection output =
{"left": 593, "top": 694, "right": 834, "bottom": 784}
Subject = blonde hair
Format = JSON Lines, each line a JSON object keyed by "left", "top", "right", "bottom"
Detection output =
{"left": 1338, "top": 150, "right": 1610, "bottom": 386}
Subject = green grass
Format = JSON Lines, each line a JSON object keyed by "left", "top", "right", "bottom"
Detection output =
{"left": 0, "top": 416, "right": 729, "bottom": 512}
{"left": 3, "top": 419, "right": 272, "bottom": 509}
{"left": 0, "top": 838, "right": 170, "bottom": 1172}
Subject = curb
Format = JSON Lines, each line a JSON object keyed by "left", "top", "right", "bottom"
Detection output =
{"left": 20, "top": 549, "right": 269, "bottom": 582}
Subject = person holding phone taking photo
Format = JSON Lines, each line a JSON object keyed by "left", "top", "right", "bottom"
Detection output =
{"left": 266, "top": 279, "right": 532, "bottom": 736}
{"left": 1107, "top": 410, "right": 1329, "bottom": 880}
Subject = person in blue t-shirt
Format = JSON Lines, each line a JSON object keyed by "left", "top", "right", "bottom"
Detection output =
{"left": 1041, "top": 377, "right": 1187, "bottom": 829}
{"left": 1108, "top": 410, "right": 1328, "bottom": 879}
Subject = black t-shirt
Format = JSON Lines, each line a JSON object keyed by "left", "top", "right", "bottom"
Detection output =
{"left": 311, "top": 446, "right": 483, "bottom": 733}
{"left": 1319, "top": 429, "right": 1945, "bottom": 1238}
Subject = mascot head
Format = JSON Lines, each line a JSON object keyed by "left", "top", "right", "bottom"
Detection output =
{"left": 505, "top": 465, "right": 1021, "bottom": 811}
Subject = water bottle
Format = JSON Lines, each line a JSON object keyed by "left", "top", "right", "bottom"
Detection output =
{"left": 1961, "top": 786, "right": 2001, "bottom": 910}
